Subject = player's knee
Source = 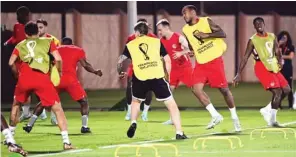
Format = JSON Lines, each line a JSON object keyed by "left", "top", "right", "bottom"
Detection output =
{"left": 77, "top": 98, "right": 88, "bottom": 106}
{"left": 219, "top": 88, "right": 232, "bottom": 97}
{"left": 283, "top": 86, "right": 291, "bottom": 95}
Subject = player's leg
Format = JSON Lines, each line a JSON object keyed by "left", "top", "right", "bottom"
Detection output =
{"left": 23, "top": 102, "right": 44, "bottom": 133}
{"left": 125, "top": 76, "right": 133, "bottom": 120}
{"left": 2, "top": 114, "right": 28, "bottom": 156}
{"left": 141, "top": 91, "right": 152, "bottom": 121}
{"left": 286, "top": 76, "right": 293, "bottom": 109}
{"left": 77, "top": 98, "right": 91, "bottom": 133}
{"left": 37, "top": 95, "right": 47, "bottom": 120}
{"left": 268, "top": 88, "right": 283, "bottom": 126}
{"left": 19, "top": 96, "right": 32, "bottom": 122}
{"left": 153, "top": 78, "right": 187, "bottom": 139}
{"left": 163, "top": 85, "right": 176, "bottom": 125}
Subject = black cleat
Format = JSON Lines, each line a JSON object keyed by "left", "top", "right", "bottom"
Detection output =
{"left": 176, "top": 133, "right": 188, "bottom": 140}
{"left": 81, "top": 127, "right": 91, "bottom": 133}
{"left": 7, "top": 142, "right": 28, "bottom": 157}
{"left": 127, "top": 123, "right": 137, "bottom": 138}
{"left": 23, "top": 125, "right": 33, "bottom": 133}
{"left": 63, "top": 143, "right": 75, "bottom": 150}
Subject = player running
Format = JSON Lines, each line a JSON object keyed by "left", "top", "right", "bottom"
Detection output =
{"left": 2, "top": 114, "right": 28, "bottom": 156}
{"left": 8, "top": 22, "right": 74, "bottom": 149}
{"left": 117, "top": 21, "right": 187, "bottom": 139}
{"left": 156, "top": 19, "right": 193, "bottom": 125}
{"left": 233, "top": 17, "right": 291, "bottom": 127}
{"left": 181, "top": 5, "right": 241, "bottom": 131}
{"left": 23, "top": 37, "right": 102, "bottom": 133}
{"left": 124, "top": 19, "right": 156, "bottom": 122}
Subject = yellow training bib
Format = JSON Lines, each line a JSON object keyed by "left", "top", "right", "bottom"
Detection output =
{"left": 182, "top": 17, "right": 227, "bottom": 64}
{"left": 50, "top": 65, "right": 60, "bottom": 86}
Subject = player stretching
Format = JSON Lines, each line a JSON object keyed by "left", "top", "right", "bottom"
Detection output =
{"left": 118, "top": 21, "right": 187, "bottom": 139}
{"left": 181, "top": 5, "right": 241, "bottom": 131}
{"left": 8, "top": 22, "right": 74, "bottom": 149}
{"left": 4, "top": 6, "right": 33, "bottom": 122}
{"left": 156, "top": 19, "right": 193, "bottom": 125}
{"left": 23, "top": 37, "right": 102, "bottom": 133}
{"left": 124, "top": 18, "right": 156, "bottom": 121}
{"left": 233, "top": 17, "right": 291, "bottom": 127}
{"left": 2, "top": 114, "right": 28, "bottom": 156}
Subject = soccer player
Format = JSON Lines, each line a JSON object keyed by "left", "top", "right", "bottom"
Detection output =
{"left": 124, "top": 18, "right": 156, "bottom": 121}
{"left": 37, "top": 19, "right": 60, "bottom": 46}
{"left": 156, "top": 19, "right": 193, "bottom": 125}
{"left": 23, "top": 37, "right": 102, "bottom": 133}
{"left": 181, "top": 5, "right": 241, "bottom": 131}
{"left": 233, "top": 17, "right": 291, "bottom": 127}
{"left": 2, "top": 114, "right": 28, "bottom": 156}
{"left": 8, "top": 21, "right": 74, "bottom": 149}
{"left": 4, "top": 6, "right": 33, "bottom": 122}
{"left": 117, "top": 21, "right": 187, "bottom": 139}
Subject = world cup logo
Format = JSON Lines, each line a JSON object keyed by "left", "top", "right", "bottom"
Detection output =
{"left": 139, "top": 43, "right": 150, "bottom": 60}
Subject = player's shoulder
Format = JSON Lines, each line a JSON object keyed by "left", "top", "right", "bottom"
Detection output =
{"left": 15, "top": 39, "right": 26, "bottom": 48}
{"left": 250, "top": 33, "right": 257, "bottom": 40}
{"left": 267, "top": 32, "right": 275, "bottom": 38}
{"left": 147, "top": 33, "right": 157, "bottom": 38}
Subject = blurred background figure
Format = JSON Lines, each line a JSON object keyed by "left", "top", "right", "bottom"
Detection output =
{"left": 278, "top": 31, "right": 295, "bottom": 109}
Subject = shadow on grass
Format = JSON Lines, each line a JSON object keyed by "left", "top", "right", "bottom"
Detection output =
{"left": 147, "top": 121, "right": 165, "bottom": 123}
{"left": 182, "top": 124, "right": 206, "bottom": 128}
{"left": 32, "top": 132, "right": 86, "bottom": 136}
{"left": 27, "top": 150, "right": 63, "bottom": 155}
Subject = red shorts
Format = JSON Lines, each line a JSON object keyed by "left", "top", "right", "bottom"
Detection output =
{"left": 14, "top": 71, "right": 60, "bottom": 107}
{"left": 127, "top": 64, "right": 133, "bottom": 77}
{"left": 170, "top": 66, "right": 193, "bottom": 87}
{"left": 255, "top": 61, "right": 288, "bottom": 90}
{"left": 56, "top": 75, "right": 86, "bottom": 101}
{"left": 192, "top": 57, "right": 228, "bottom": 88}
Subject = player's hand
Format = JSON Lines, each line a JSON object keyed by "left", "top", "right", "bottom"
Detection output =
{"left": 119, "top": 72, "right": 127, "bottom": 79}
{"left": 188, "top": 51, "right": 195, "bottom": 57}
{"left": 232, "top": 74, "right": 240, "bottom": 87}
{"left": 172, "top": 51, "right": 184, "bottom": 59}
{"left": 3, "top": 42, "right": 8, "bottom": 46}
{"left": 94, "top": 69, "right": 103, "bottom": 77}
{"left": 193, "top": 31, "right": 209, "bottom": 39}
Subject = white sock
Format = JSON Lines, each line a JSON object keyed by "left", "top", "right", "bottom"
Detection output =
{"left": 40, "top": 109, "right": 47, "bottom": 117}
{"left": 264, "top": 102, "right": 272, "bottom": 110}
{"left": 127, "top": 104, "right": 131, "bottom": 112}
{"left": 28, "top": 115, "right": 38, "bottom": 127}
{"left": 51, "top": 111, "right": 56, "bottom": 118}
{"left": 143, "top": 104, "right": 150, "bottom": 113}
{"left": 270, "top": 109, "right": 278, "bottom": 123}
{"left": 61, "top": 131, "right": 70, "bottom": 144}
{"left": 206, "top": 103, "right": 220, "bottom": 117}
{"left": 131, "top": 120, "right": 137, "bottom": 124}
{"left": 22, "top": 104, "right": 31, "bottom": 116}
{"left": 2, "top": 129, "right": 15, "bottom": 144}
{"left": 176, "top": 131, "right": 183, "bottom": 135}
{"left": 82, "top": 115, "right": 88, "bottom": 128}
{"left": 9, "top": 126, "right": 16, "bottom": 132}
{"left": 229, "top": 107, "right": 239, "bottom": 119}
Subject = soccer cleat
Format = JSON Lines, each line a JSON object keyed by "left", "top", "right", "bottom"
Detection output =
{"left": 270, "top": 122, "right": 284, "bottom": 128}
{"left": 63, "top": 143, "right": 75, "bottom": 150}
{"left": 127, "top": 123, "right": 137, "bottom": 138}
{"left": 40, "top": 112, "right": 47, "bottom": 120}
{"left": 260, "top": 107, "right": 271, "bottom": 126}
{"left": 23, "top": 125, "right": 33, "bottom": 133}
{"left": 7, "top": 142, "right": 28, "bottom": 157}
{"left": 206, "top": 115, "right": 223, "bottom": 130}
{"left": 141, "top": 112, "right": 148, "bottom": 121}
{"left": 176, "top": 133, "right": 188, "bottom": 140}
{"left": 19, "top": 113, "right": 32, "bottom": 122}
{"left": 50, "top": 117, "right": 58, "bottom": 125}
{"left": 232, "top": 119, "right": 242, "bottom": 132}
{"left": 125, "top": 111, "right": 131, "bottom": 121}
{"left": 81, "top": 127, "right": 91, "bottom": 133}
{"left": 162, "top": 119, "right": 174, "bottom": 125}
{"left": 293, "top": 104, "right": 296, "bottom": 110}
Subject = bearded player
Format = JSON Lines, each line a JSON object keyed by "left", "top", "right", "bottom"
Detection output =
{"left": 23, "top": 37, "right": 103, "bottom": 133}
{"left": 8, "top": 21, "right": 73, "bottom": 149}
{"left": 124, "top": 18, "right": 156, "bottom": 121}
{"left": 233, "top": 17, "right": 291, "bottom": 127}
{"left": 156, "top": 19, "right": 193, "bottom": 125}
{"left": 182, "top": 5, "right": 241, "bottom": 131}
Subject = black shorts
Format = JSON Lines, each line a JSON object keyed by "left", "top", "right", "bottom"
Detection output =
{"left": 132, "top": 78, "right": 172, "bottom": 101}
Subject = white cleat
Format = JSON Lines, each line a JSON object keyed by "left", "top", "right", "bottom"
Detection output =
{"left": 19, "top": 113, "right": 32, "bottom": 122}
{"left": 141, "top": 112, "right": 148, "bottom": 122}
{"left": 206, "top": 115, "right": 223, "bottom": 130}
{"left": 40, "top": 111, "right": 47, "bottom": 120}
{"left": 269, "top": 121, "right": 284, "bottom": 128}
{"left": 163, "top": 119, "right": 173, "bottom": 125}
{"left": 125, "top": 111, "right": 131, "bottom": 121}
{"left": 51, "top": 117, "right": 58, "bottom": 125}
{"left": 293, "top": 104, "right": 296, "bottom": 110}
{"left": 233, "top": 119, "right": 242, "bottom": 132}
{"left": 260, "top": 107, "right": 271, "bottom": 126}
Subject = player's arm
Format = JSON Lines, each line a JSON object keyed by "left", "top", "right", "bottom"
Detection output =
{"left": 160, "top": 43, "right": 171, "bottom": 77}
{"left": 8, "top": 49, "right": 19, "bottom": 79}
{"left": 49, "top": 41, "right": 63, "bottom": 76}
{"left": 79, "top": 58, "right": 102, "bottom": 76}
{"left": 4, "top": 25, "right": 18, "bottom": 45}
{"left": 233, "top": 39, "right": 254, "bottom": 86}
{"left": 117, "top": 46, "right": 130, "bottom": 78}
{"left": 193, "top": 18, "right": 226, "bottom": 39}
{"left": 183, "top": 33, "right": 195, "bottom": 57}
{"left": 273, "top": 37, "right": 282, "bottom": 62}
{"left": 172, "top": 35, "right": 191, "bottom": 59}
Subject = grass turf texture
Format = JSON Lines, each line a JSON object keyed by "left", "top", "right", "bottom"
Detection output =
{"left": 1, "top": 110, "right": 296, "bottom": 157}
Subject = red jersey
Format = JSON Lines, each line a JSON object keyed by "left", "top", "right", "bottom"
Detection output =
{"left": 6, "top": 23, "right": 26, "bottom": 45}
{"left": 161, "top": 33, "right": 191, "bottom": 69}
{"left": 57, "top": 45, "right": 86, "bottom": 76}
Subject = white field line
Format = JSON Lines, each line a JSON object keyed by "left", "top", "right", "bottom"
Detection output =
{"left": 29, "top": 149, "right": 92, "bottom": 157}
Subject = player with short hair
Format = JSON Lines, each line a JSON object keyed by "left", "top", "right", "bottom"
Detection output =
{"left": 117, "top": 21, "right": 187, "bottom": 139}
{"left": 181, "top": 5, "right": 241, "bottom": 131}
{"left": 233, "top": 17, "right": 291, "bottom": 127}
{"left": 23, "top": 37, "right": 102, "bottom": 134}
{"left": 1, "top": 114, "right": 28, "bottom": 156}
{"left": 8, "top": 21, "right": 74, "bottom": 149}
{"left": 36, "top": 19, "right": 60, "bottom": 46}
{"left": 124, "top": 18, "right": 156, "bottom": 122}
{"left": 156, "top": 19, "right": 193, "bottom": 125}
